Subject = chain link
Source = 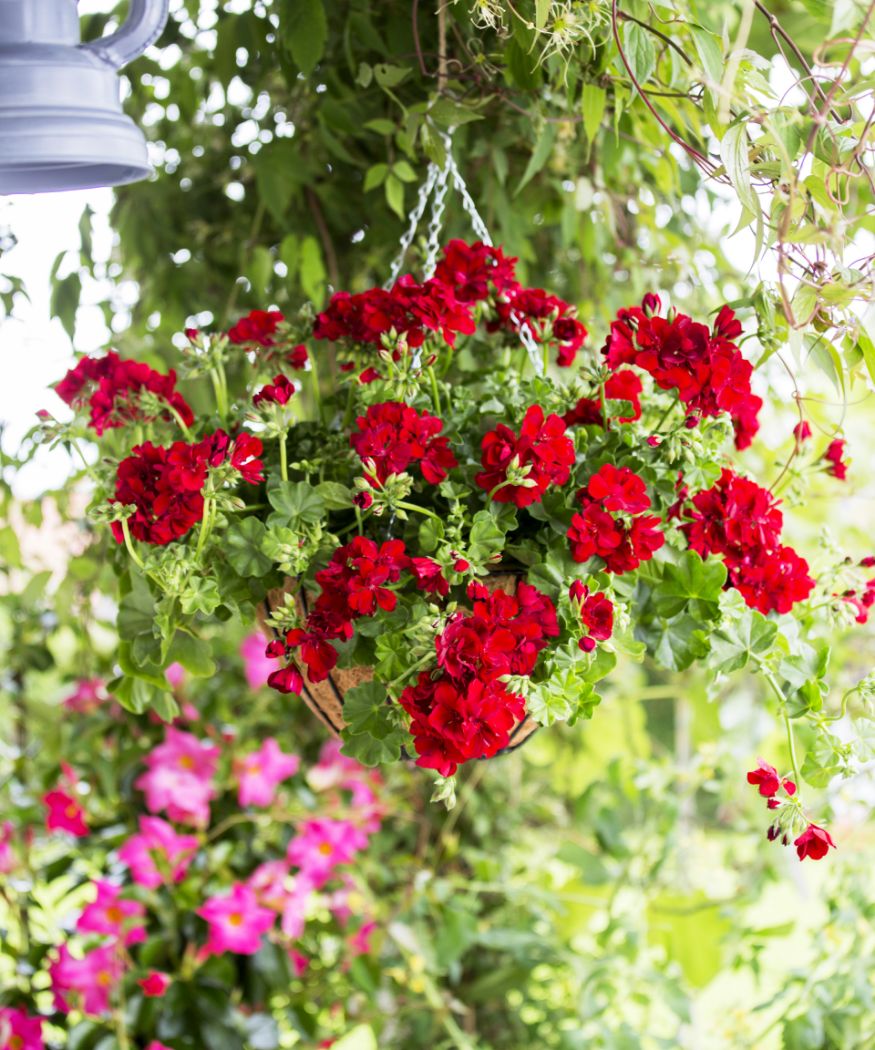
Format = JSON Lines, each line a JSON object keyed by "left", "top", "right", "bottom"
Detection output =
{"left": 386, "top": 129, "right": 544, "bottom": 376}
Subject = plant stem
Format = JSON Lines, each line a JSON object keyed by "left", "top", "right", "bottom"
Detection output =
{"left": 279, "top": 433, "right": 288, "bottom": 482}
{"left": 762, "top": 669, "right": 802, "bottom": 786}
{"left": 121, "top": 519, "right": 145, "bottom": 572}
{"left": 210, "top": 368, "right": 229, "bottom": 421}
{"left": 195, "top": 499, "right": 215, "bottom": 559}
{"left": 427, "top": 365, "right": 442, "bottom": 415}
{"left": 162, "top": 397, "right": 193, "bottom": 439}
{"left": 308, "top": 356, "right": 324, "bottom": 424}
{"left": 394, "top": 500, "right": 442, "bottom": 522}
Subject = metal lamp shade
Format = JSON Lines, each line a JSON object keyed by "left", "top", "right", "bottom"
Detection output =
{"left": 0, "top": 0, "right": 169, "bottom": 195}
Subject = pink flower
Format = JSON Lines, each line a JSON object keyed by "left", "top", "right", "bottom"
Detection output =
{"left": 240, "top": 632, "right": 280, "bottom": 689}
{"left": 63, "top": 678, "right": 109, "bottom": 714}
{"left": 146, "top": 1043, "right": 175, "bottom": 1050}
{"left": 164, "top": 662, "right": 186, "bottom": 689}
{"left": 135, "top": 728, "right": 219, "bottom": 826}
{"left": 347, "top": 919, "right": 377, "bottom": 958}
{"left": 49, "top": 943, "right": 124, "bottom": 1016}
{"left": 234, "top": 738, "right": 300, "bottom": 807}
{"left": 0, "top": 1006, "right": 44, "bottom": 1050}
{"left": 280, "top": 875, "right": 315, "bottom": 939}
{"left": 288, "top": 949, "right": 309, "bottom": 976}
{"left": 197, "top": 883, "right": 276, "bottom": 956}
{"left": 138, "top": 971, "right": 171, "bottom": 997}
{"left": 77, "top": 880, "right": 147, "bottom": 945}
{"left": 43, "top": 787, "right": 88, "bottom": 837}
{"left": 286, "top": 819, "right": 365, "bottom": 887}
{"left": 118, "top": 815, "right": 199, "bottom": 889}
{"left": 0, "top": 821, "right": 16, "bottom": 874}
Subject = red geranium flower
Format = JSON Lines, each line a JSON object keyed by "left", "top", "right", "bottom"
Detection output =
{"left": 567, "top": 466, "right": 663, "bottom": 573}
{"left": 793, "top": 823, "right": 836, "bottom": 861}
{"left": 228, "top": 310, "right": 284, "bottom": 346}
{"left": 433, "top": 239, "right": 519, "bottom": 302}
{"left": 56, "top": 351, "right": 194, "bottom": 436}
{"left": 824, "top": 438, "right": 848, "bottom": 480}
{"left": 111, "top": 441, "right": 207, "bottom": 546}
{"left": 476, "top": 405, "right": 575, "bottom": 507}
{"left": 746, "top": 759, "right": 781, "bottom": 797}
{"left": 350, "top": 402, "right": 457, "bottom": 485}
{"left": 603, "top": 298, "right": 760, "bottom": 449}
{"left": 253, "top": 375, "right": 295, "bottom": 407}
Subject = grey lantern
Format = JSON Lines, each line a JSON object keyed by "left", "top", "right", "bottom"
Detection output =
{"left": 0, "top": 0, "right": 170, "bottom": 194}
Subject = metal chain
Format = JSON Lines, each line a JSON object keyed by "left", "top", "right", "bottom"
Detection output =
{"left": 422, "top": 161, "right": 451, "bottom": 279}
{"left": 386, "top": 129, "right": 545, "bottom": 375}
{"left": 385, "top": 163, "right": 439, "bottom": 289}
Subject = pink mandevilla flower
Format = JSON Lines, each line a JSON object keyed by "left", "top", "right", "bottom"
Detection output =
{"left": 234, "top": 737, "right": 300, "bottom": 807}
{"left": 0, "top": 1006, "right": 44, "bottom": 1050}
{"left": 134, "top": 728, "right": 219, "bottom": 826}
{"left": 240, "top": 631, "right": 280, "bottom": 689}
{"left": 118, "top": 815, "right": 199, "bottom": 889}
{"left": 197, "top": 883, "right": 276, "bottom": 955}
{"left": 286, "top": 818, "right": 366, "bottom": 887}
{"left": 76, "top": 879, "right": 147, "bottom": 945}
{"left": 49, "top": 943, "right": 124, "bottom": 1016}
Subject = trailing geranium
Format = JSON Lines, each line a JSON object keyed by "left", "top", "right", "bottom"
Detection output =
{"left": 44, "top": 240, "right": 869, "bottom": 852}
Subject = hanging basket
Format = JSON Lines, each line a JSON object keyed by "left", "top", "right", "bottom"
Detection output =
{"left": 257, "top": 573, "right": 540, "bottom": 758}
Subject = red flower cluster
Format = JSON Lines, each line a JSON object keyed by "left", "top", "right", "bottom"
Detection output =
{"left": 111, "top": 431, "right": 263, "bottom": 545}
{"left": 313, "top": 276, "right": 475, "bottom": 349}
{"left": 563, "top": 370, "right": 643, "bottom": 427}
{"left": 495, "top": 287, "right": 589, "bottom": 367}
{"left": 603, "top": 297, "right": 762, "bottom": 449}
{"left": 824, "top": 437, "right": 848, "bottom": 480}
{"left": 228, "top": 310, "right": 285, "bottom": 347}
{"left": 567, "top": 464, "right": 664, "bottom": 573}
{"left": 399, "top": 580, "right": 559, "bottom": 776}
{"left": 747, "top": 760, "right": 833, "bottom": 861}
{"left": 268, "top": 538, "right": 412, "bottom": 692}
{"left": 433, "top": 239, "right": 518, "bottom": 302}
{"left": 253, "top": 375, "right": 295, "bottom": 407}
{"left": 350, "top": 401, "right": 457, "bottom": 484}
{"left": 476, "top": 405, "right": 575, "bottom": 507}
{"left": 56, "top": 351, "right": 194, "bottom": 436}
{"left": 569, "top": 581, "right": 614, "bottom": 652}
{"left": 682, "top": 469, "right": 814, "bottom": 614}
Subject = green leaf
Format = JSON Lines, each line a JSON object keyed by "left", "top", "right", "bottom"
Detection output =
{"left": 535, "top": 0, "right": 551, "bottom": 30}
{"left": 652, "top": 551, "right": 727, "bottom": 620}
{"left": 299, "top": 235, "right": 326, "bottom": 303}
{"left": 254, "top": 140, "right": 300, "bottom": 223}
{"left": 267, "top": 481, "right": 325, "bottom": 527}
{"left": 429, "top": 98, "right": 484, "bottom": 127}
{"left": 341, "top": 682, "right": 408, "bottom": 765}
{"left": 316, "top": 481, "right": 353, "bottom": 509}
{"left": 363, "top": 163, "right": 388, "bottom": 192}
{"left": 280, "top": 0, "right": 327, "bottom": 75}
{"left": 622, "top": 22, "right": 656, "bottom": 90}
{"left": 50, "top": 271, "right": 81, "bottom": 343}
{"left": 418, "top": 516, "right": 444, "bottom": 553}
{"left": 247, "top": 245, "right": 273, "bottom": 299}
{"left": 720, "top": 123, "right": 759, "bottom": 217}
{"left": 373, "top": 63, "right": 410, "bottom": 89}
{"left": 691, "top": 27, "right": 724, "bottom": 99}
{"left": 180, "top": 576, "right": 222, "bottom": 616}
{"left": 384, "top": 174, "right": 405, "bottom": 219}
{"left": 581, "top": 82, "right": 606, "bottom": 143}
{"left": 226, "top": 517, "right": 273, "bottom": 577}
{"left": 710, "top": 606, "right": 778, "bottom": 674}
{"left": 515, "top": 124, "right": 557, "bottom": 195}
{"left": 168, "top": 632, "right": 216, "bottom": 677}
{"left": 332, "top": 1026, "right": 378, "bottom": 1050}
